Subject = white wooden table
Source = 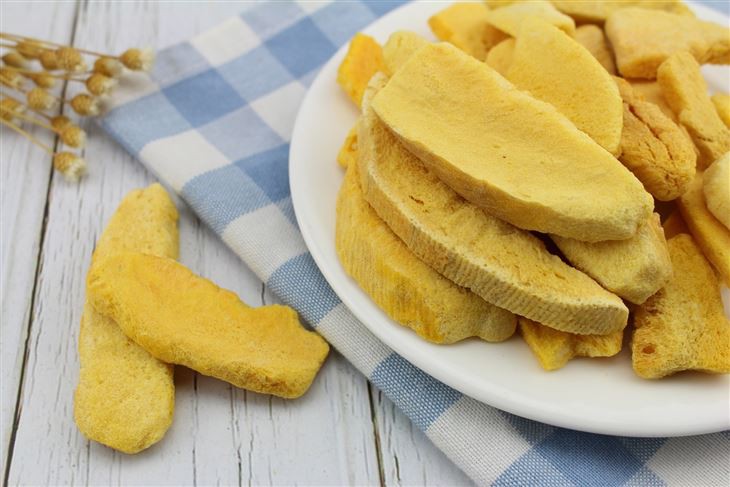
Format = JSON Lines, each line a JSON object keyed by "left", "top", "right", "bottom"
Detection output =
{"left": 0, "top": 2, "right": 474, "bottom": 485}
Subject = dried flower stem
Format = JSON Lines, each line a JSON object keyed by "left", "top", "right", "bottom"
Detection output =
{"left": 2, "top": 65, "right": 85, "bottom": 81}
{"left": 0, "top": 33, "right": 108, "bottom": 58}
{"left": 0, "top": 117, "right": 54, "bottom": 154}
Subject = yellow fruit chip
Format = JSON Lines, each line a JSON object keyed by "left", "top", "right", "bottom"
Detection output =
{"left": 337, "top": 33, "right": 386, "bottom": 107}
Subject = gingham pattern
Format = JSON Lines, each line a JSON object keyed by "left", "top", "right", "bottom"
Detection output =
{"left": 100, "top": 2, "right": 730, "bottom": 485}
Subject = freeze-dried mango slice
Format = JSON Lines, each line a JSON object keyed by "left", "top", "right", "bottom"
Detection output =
{"left": 506, "top": 18, "right": 623, "bottom": 154}
{"left": 336, "top": 161, "right": 516, "bottom": 344}
{"left": 605, "top": 7, "right": 730, "bottom": 79}
{"left": 574, "top": 25, "right": 616, "bottom": 74}
{"left": 484, "top": 0, "right": 575, "bottom": 37}
{"left": 382, "top": 31, "right": 428, "bottom": 75}
{"left": 337, "top": 121, "right": 359, "bottom": 169}
{"left": 75, "top": 183, "right": 178, "bottom": 454}
{"left": 371, "top": 43, "right": 652, "bottom": 242}
{"left": 712, "top": 93, "right": 730, "bottom": 128}
{"left": 428, "top": 2, "right": 506, "bottom": 60}
{"left": 485, "top": 38, "right": 515, "bottom": 76}
{"left": 87, "top": 253, "right": 330, "bottom": 399}
{"left": 519, "top": 318, "right": 624, "bottom": 371}
{"left": 632, "top": 234, "right": 730, "bottom": 379}
{"left": 337, "top": 33, "right": 386, "bottom": 107}
{"left": 704, "top": 153, "right": 730, "bottom": 230}
{"left": 552, "top": 0, "right": 693, "bottom": 24}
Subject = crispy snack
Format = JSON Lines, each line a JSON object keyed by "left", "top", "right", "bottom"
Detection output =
{"left": 552, "top": 0, "right": 693, "bottom": 24}
{"left": 662, "top": 209, "right": 690, "bottom": 238}
{"left": 573, "top": 25, "right": 616, "bottom": 75}
{"left": 371, "top": 43, "right": 652, "bottom": 242}
{"left": 428, "top": 2, "right": 505, "bottom": 60}
{"left": 678, "top": 173, "right": 730, "bottom": 285}
{"left": 75, "top": 183, "right": 178, "bottom": 454}
{"left": 337, "top": 33, "right": 386, "bottom": 107}
{"left": 337, "top": 121, "right": 359, "bottom": 168}
{"left": 359, "top": 78, "right": 628, "bottom": 336}
{"left": 382, "top": 31, "right": 428, "bottom": 75}
{"left": 336, "top": 161, "right": 516, "bottom": 344}
{"left": 614, "top": 77, "right": 696, "bottom": 201}
{"left": 605, "top": 8, "right": 730, "bottom": 79}
{"left": 658, "top": 52, "right": 730, "bottom": 169}
{"left": 506, "top": 18, "right": 623, "bottom": 154}
{"left": 519, "top": 318, "right": 624, "bottom": 371}
{"left": 703, "top": 153, "right": 730, "bottom": 230}
{"left": 485, "top": 38, "right": 515, "bottom": 76}
{"left": 632, "top": 234, "right": 730, "bottom": 379}
{"left": 552, "top": 214, "right": 672, "bottom": 305}
{"left": 484, "top": 0, "right": 575, "bottom": 37}
{"left": 87, "top": 253, "right": 330, "bottom": 399}
{"left": 712, "top": 93, "right": 730, "bottom": 128}
{"left": 628, "top": 80, "right": 676, "bottom": 120}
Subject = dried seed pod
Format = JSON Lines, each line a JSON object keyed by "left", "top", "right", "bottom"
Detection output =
{"left": 55, "top": 46, "right": 86, "bottom": 72}
{"left": 16, "top": 40, "right": 44, "bottom": 59}
{"left": 39, "top": 50, "right": 59, "bottom": 70}
{"left": 119, "top": 48, "right": 154, "bottom": 71}
{"left": 27, "top": 72, "right": 56, "bottom": 89}
{"left": 50, "top": 115, "right": 72, "bottom": 130}
{"left": 85, "top": 73, "right": 116, "bottom": 96}
{"left": 27, "top": 87, "right": 57, "bottom": 110}
{"left": 2, "top": 51, "right": 29, "bottom": 68}
{"left": 0, "top": 98, "right": 26, "bottom": 122}
{"left": 60, "top": 125, "right": 86, "bottom": 148}
{"left": 93, "top": 56, "right": 123, "bottom": 77}
{"left": 70, "top": 93, "right": 99, "bottom": 116}
{"left": 53, "top": 152, "right": 86, "bottom": 182}
{"left": 0, "top": 68, "right": 23, "bottom": 89}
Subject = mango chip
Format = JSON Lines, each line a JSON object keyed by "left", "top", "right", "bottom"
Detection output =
{"left": 87, "top": 253, "right": 330, "bottom": 399}
{"left": 712, "top": 93, "right": 730, "bottom": 128}
{"left": 337, "top": 33, "right": 386, "bottom": 107}
{"left": 605, "top": 7, "right": 730, "bottom": 79}
{"left": 428, "top": 2, "right": 506, "bottom": 60}
{"left": 703, "top": 153, "right": 730, "bottom": 230}
{"left": 336, "top": 121, "right": 359, "bottom": 168}
{"left": 75, "top": 183, "right": 178, "bottom": 454}
{"left": 573, "top": 25, "right": 616, "bottom": 75}
{"left": 520, "top": 318, "right": 624, "bottom": 371}
{"left": 485, "top": 38, "right": 515, "bottom": 76}
{"left": 506, "top": 18, "right": 623, "bottom": 154}
{"left": 552, "top": 0, "right": 693, "bottom": 24}
{"left": 382, "top": 31, "right": 428, "bottom": 75}
{"left": 632, "top": 234, "right": 730, "bottom": 379}
{"left": 484, "top": 0, "right": 575, "bottom": 37}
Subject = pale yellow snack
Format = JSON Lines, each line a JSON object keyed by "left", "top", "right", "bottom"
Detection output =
{"left": 632, "top": 234, "right": 730, "bottom": 379}
{"left": 428, "top": 2, "right": 505, "bottom": 60}
{"left": 678, "top": 173, "right": 730, "bottom": 285}
{"left": 657, "top": 51, "right": 730, "bottom": 169}
{"left": 614, "top": 77, "right": 696, "bottom": 201}
{"left": 703, "top": 153, "right": 730, "bottom": 230}
{"left": 75, "top": 183, "right": 178, "bottom": 454}
{"left": 628, "top": 79, "right": 676, "bottom": 120}
{"left": 519, "top": 318, "right": 624, "bottom": 371}
{"left": 382, "top": 31, "right": 428, "bottom": 75}
{"left": 712, "top": 93, "right": 730, "bottom": 128}
{"left": 358, "top": 86, "right": 629, "bottom": 335}
{"left": 574, "top": 25, "right": 616, "bottom": 75}
{"left": 506, "top": 18, "right": 623, "bottom": 154}
{"left": 484, "top": 0, "right": 575, "bottom": 37}
{"left": 337, "top": 33, "right": 386, "bottom": 107}
{"left": 552, "top": 214, "right": 672, "bottom": 305}
{"left": 485, "top": 38, "right": 515, "bottom": 76}
{"left": 662, "top": 209, "right": 689, "bottom": 238}
{"left": 371, "top": 43, "right": 652, "bottom": 242}
{"left": 336, "top": 161, "right": 516, "bottom": 344}
{"left": 552, "top": 0, "right": 693, "bottom": 24}
{"left": 337, "top": 121, "right": 359, "bottom": 169}
{"left": 605, "top": 8, "right": 730, "bottom": 79}
{"left": 87, "top": 253, "right": 330, "bottom": 399}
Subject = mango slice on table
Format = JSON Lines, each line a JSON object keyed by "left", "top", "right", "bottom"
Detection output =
{"left": 605, "top": 7, "right": 730, "bottom": 79}
{"left": 484, "top": 0, "right": 574, "bottom": 37}
{"left": 87, "top": 253, "right": 330, "bottom": 399}
{"left": 703, "top": 153, "right": 730, "bottom": 230}
{"left": 336, "top": 161, "right": 516, "bottom": 344}
{"left": 337, "top": 33, "right": 386, "bottom": 107}
{"left": 75, "top": 183, "right": 178, "bottom": 454}
{"left": 358, "top": 79, "right": 629, "bottom": 336}
{"left": 658, "top": 51, "right": 730, "bottom": 169}
{"left": 632, "top": 234, "right": 730, "bottom": 379}
{"left": 428, "top": 2, "right": 506, "bottom": 60}
{"left": 519, "top": 318, "right": 624, "bottom": 371}
{"left": 506, "top": 18, "right": 623, "bottom": 154}
{"left": 371, "top": 43, "right": 652, "bottom": 242}
{"left": 573, "top": 25, "right": 616, "bottom": 75}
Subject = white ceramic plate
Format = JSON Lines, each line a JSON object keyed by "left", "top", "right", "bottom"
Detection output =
{"left": 290, "top": 1, "right": 730, "bottom": 437}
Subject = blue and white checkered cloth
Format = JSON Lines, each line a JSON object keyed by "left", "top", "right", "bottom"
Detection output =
{"left": 100, "top": 1, "right": 729, "bottom": 485}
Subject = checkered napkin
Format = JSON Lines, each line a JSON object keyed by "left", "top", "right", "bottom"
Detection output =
{"left": 100, "top": 1, "right": 729, "bottom": 485}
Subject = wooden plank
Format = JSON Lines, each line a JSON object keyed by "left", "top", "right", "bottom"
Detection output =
{"left": 7, "top": 2, "right": 382, "bottom": 485}
{"left": 0, "top": 1, "right": 79, "bottom": 476}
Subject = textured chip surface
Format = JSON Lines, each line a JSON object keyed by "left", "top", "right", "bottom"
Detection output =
{"left": 712, "top": 93, "right": 730, "bottom": 128}
{"left": 428, "top": 2, "right": 503, "bottom": 60}
{"left": 703, "top": 152, "right": 730, "bottom": 230}
{"left": 337, "top": 33, "right": 386, "bottom": 107}
{"left": 632, "top": 234, "right": 730, "bottom": 379}
{"left": 484, "top": 0, "right": 574, "bottom": 37}
{"left": 88, "top": 253, "right": 330, "bottom": 399}
{"left": 485, "top": 38, "right": 515, "bottom": 76}
{"left": 382, "top": 31, "right": 428, "bottom": 75}
{"left": 573, "top": 24, "right": 617, "bottom": 75}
